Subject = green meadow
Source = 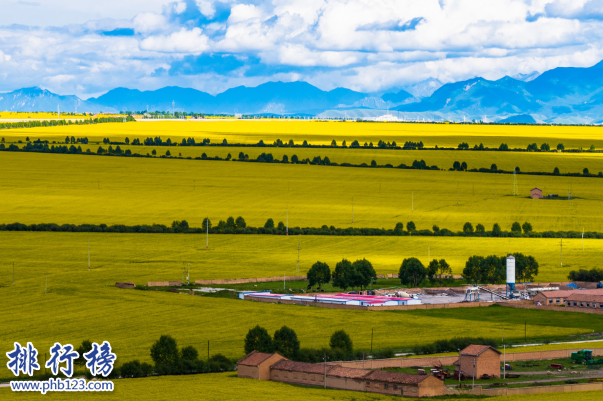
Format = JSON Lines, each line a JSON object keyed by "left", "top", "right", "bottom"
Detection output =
{"left": 3, "top": 373, "right": 603, "bottom": 401}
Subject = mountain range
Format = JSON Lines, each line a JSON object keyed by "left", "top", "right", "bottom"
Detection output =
{"left": 2, "top": 60, "right": 603, "bottom": 123}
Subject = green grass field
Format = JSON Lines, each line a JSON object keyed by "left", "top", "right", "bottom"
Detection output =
{"left": 4, "top": 120, "right": 603, "bottom": 149}
{"left": 1, "top": 152, "right": 602, "bottom": 232}
{"left": 3, "top": 372, "right": 603, "bottom": 401}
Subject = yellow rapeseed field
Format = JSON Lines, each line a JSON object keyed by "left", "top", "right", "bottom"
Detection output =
{"left": 110, "top": 145, "right": 603, "bottom": 175}
{"left": 3, "top": 120, "right": 603, "bottom": 149}
{"left": 2, "top": 373, "right": 602, "bottom": 401}
{"left": 1, "top": 152, "right": 602, "bottom": 232}
{"left": 0, "top": 232, "right": 596, "bottom": 282}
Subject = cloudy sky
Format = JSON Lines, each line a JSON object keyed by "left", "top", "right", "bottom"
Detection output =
{"left": 1, "top": 0, "right": 602, "bottom": 98}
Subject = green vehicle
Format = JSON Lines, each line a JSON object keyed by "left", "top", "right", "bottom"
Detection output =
{"left": 571, "top": 350, "right": 603, "bottom": 365}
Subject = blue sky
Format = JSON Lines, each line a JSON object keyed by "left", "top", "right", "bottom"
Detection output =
{"left": 1, "top": 0, "right": 603, "bottom": 98}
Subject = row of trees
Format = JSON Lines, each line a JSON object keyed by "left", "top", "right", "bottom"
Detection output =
{"left": 397, "top": 253, "right": 539, "bottom": 287}
{"left": 462, "top": 221, "right": 532, "bottom": 235}
{"left": 568, "top": 268, "right": 603, "bottom": 283}
{"left": 398, "top": 258, "right": 452, "bottom": 287}
{"left": 307, "top": 259, "right": 377, "bottom": 291}
{"left": 462, "top": 253, "right": 539, "bottom": 284}
{"left": 0, "top": 116, "right": 133, "bottom": 131}
{"left": 244, "top": 325, "right": 355, "bottom": 361}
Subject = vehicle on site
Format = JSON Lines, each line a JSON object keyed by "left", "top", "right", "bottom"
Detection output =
{"left": 571, "top": 350, "right": 603, "bottom": 365}
{"left": 550, "top": 363, "right": 563, "bottom": 369}
{"left": 502, "top": 364, "right": 513, "bottom": 370}
{"left": 453, "top": 371, "right": 466, "bottom": 381}
{"left": 417, "top": 368, "right": 426, "bottom": 375}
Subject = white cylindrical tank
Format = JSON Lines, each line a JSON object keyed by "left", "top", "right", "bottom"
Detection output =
{"left": 506, "top": 255, "right": 516, "bottom": 284}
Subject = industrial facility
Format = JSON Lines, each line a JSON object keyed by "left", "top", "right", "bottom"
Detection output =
{"left": 239, "top": 292, "right": 422, "bottom": 306}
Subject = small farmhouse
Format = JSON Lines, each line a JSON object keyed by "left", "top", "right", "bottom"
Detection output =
{"left": 530, "top": 188, "right": 543, "bottom": 199}
{"left": 457, "top": 345, "right": 501, "bottom": 378}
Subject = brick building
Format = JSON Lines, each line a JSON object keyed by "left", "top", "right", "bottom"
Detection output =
{"left": 237, "top": 351, "right": 286, "bottom": 380}
{"left": 237, "top": 352, "right": 448, "bottom": 397}
{"left": 532, "top": 289, "right": 603, "bottom": 305}
{"left": 530, "top": 188, "right": 543, "bottom": 199}
{"left": 457, "top": 345, "right": 501, "bottom": 379}
{"left": 566, "top": 293, "right": 603, "bottom": 309}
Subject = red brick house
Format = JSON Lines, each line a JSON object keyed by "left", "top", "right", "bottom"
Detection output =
{"left": 458, "top": 345, "right": 501, "bottom": 378}
{"left": 237, "top": 352, "right": 448, "bottom": 397}
{"left": 530, "top": 188, "right": 543, "bottom": 199}
{"left": 237, "top": 351, "right": 286, "bottom": 380}
{"left": 566, "top": 293, "right": 603, "bottom": 309}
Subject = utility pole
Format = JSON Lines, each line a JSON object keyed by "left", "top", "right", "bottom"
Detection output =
{"left": 323, "top": 352, "right": 327, "bottom": 389}
{"left": 582, "top": 228, "right": 584, "bottom": 250}
{"left": 297, "top": 243, "right": 300, "bottom": 275}
{"left": 560, "top": 238, "right": 563, "bottom": 267}
{"left": 286, "top": 206, "right": 288, "bottom": 236}
{"left": 206, "top": 217, "right": 209, "bottom": 250}
{"left": 472, "top": 358, "right": 476, "bottom": 389}
{"left": 371, "top": 328, "right": 374, "bottom": 353}
{"left": 412, "top": 191, "right": 414, "bottom": 213}
{"left": 352, "top": 197, "right": 354, "bottom": 224}
{"left": 13, "top": 262, "right": 15, "bottom": 286}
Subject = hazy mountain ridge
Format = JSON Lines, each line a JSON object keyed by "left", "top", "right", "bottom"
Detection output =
{"left": 3, "top": 61, "right": 603, "bottom": 123}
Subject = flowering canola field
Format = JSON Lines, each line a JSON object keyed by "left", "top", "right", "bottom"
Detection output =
{"left": 1, "top": 152, "right": 601, "bottom": 232}
{"left": 4, "top": 120, "right": 603, "bottom": 149}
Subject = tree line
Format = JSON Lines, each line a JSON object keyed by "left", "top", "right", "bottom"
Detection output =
{"left": 568, "top": 268, "right": 603, "bottom": 283}
{"left": 3, "top": 219, "right": 603, "bottom": 240}
{"left": 306, "top": 259, "right": 377, "bottom": 291}
{"left": 244, "top": 325, "right": 392, "bottom": 362}
{"left": 4, "top": 140, "right": 602, "bottom": 179}
{"left": 397, "top": 253, "right": 539, "bottom": 288}
{"left": 0, "top": 116, "right": 134, "bottom": 131}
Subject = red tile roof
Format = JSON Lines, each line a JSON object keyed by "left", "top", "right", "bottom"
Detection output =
{"left": 566, "top": 293, "right": 603, "bottom": 303}
{"left": 271, "top": 359, "right": 326, "bottom": 374}
{"left": 327, "top": 366, "right": 370, "bottom": 379}
{"left": 237, "top": 351, "right": 282, "bottom": 367}
{"left": 460, "top": 345, "right": 501, "bottom": 356}
{"left": 363, "top": 370, "right": 430, "bottom": 384}
{"left": 537, "top": 289, "right": 603, "bottom": 299}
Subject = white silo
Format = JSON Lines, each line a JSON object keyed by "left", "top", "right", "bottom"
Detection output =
{"left": 506, "top": 255, "right": 516, "bottom": 296}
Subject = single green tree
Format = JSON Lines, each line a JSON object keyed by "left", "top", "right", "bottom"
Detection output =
{"left": 75, "top": 340, "right": 93, "bottom": 366}
{"left": 462, "top": 255, "right": 485, "bottom": 285}
{"left": 225, "top": 216, "right": 236, "bottom": 230}
{"left": 557, "top": 143, "right": 564, "bottom": 150}
{"left": 511, "top": 222, "right": 522, "bottom": 233}
{"left": 406, "top": 221, "right": 416, "bottom": 232}
{"left": 152, "top": 149, "right": 156, "bottom": 155}
{"left": 291, "top": 155, "right": 299, "bottom": 163}
{"left": 461, "top": 161, "right": 468, "bottom": 171}
{"left": 181, "top": 346, "right": 199, "bottom": 361}
{"left": 202, "top": 218, "right": 212, "bottom": 231}
{"left": 244, "top": 325, "right": 274, "bottom": 354}
{"left": 553, "top": 167, "right": 560, "bottom": 175}
{"left": 463, "top": 222, "right": 474, "bottom": 233}
{"left": 583, "top": 168, "right": 590, "bottom": 175}
{"left": 277, "top": 221, "right": 285, "bottom": 230}
{"left": 427, "top": 259, "right": 452, "bottom": 286}
{"left": 264, "top": 218, "right": 275, "bottom": 229}
{"left": 492, "top": 223, "right": 502, "bottom": 236}
{"left": 332, "top": 259, "right": 354, "bottom": 290}
{"left": 399, "top": 257, "right": 427, "bottom": 288}
{"left": 150, "top": 335, "right": 180, "bottom": 366}
{"left": 166, "top": 150, "right": 171, "bottom": 156}
{"left": 329, "top": 330, "right": 353, "bottom": 353}
{"left": 282, "top": 155, "right": 289, "bottom": 163}
{"left": 331, "top": 140, "right": 337, "bottom": 146}
{"left": 475, "top": 224, "right": 485, "bottom": 233}
{"left": 273, "top": 326, "right": 300, "bottom": 358}
{"left": 235, "top": 216, "right": 246, "bottom": 228}
{"left": 394, "top": 222, "right": 404, "bottom": 233}
{"left": 370, "top": 160, "right": 377, "bottom": 167}
{"left": 522, "top": 221, "right": 532, "bottom": 234}
{"left": 491, "top": 164, "right": 497, "bottom": 171}
{"left": 307, "top": 261, "right": 331, "bottom": 290}
{"left": 352, "top": 258, "right": 377, "bottom": 290}
{"left": 65, "top": 136, "right": 70, "bottom": 143}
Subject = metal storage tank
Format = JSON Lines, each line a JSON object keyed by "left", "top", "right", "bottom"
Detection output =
{"left": 506, "top": 255, "right": 516, "bottom": 295}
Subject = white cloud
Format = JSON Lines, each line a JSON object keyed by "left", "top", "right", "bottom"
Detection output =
{"left": 133, "top": 12, "right": 168, "bottom": 33}
{"left": 2, "top": 0, "right": 603, "bottom": 97}
{"left": 139, "top": 28, "right": 210, "bottom": 53}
